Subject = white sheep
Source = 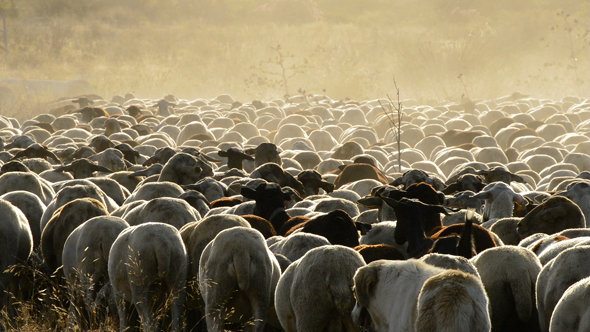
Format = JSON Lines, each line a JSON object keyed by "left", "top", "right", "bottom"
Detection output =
{"left": 62, "top": 215, "right": 129, "bottom": 330}
{"left": 536, "top": 245, "right": 590, "bottom": 332}
{"left": 352, "top": 259, "right": 490, "bottom": 332}
{"left": 199, "top": 226, "right": 280, "bottom": 332}
{"left": 108, "top": 222, "right": 188, "bottom": 332}
{"left": 275, "top": 245, "right": 365, "bottom": 332}
{"left": 549, "top": 276, "right": 590, "bottom": 332}
{"left": 470, "top": 246, "right": 542, "bottom": 332}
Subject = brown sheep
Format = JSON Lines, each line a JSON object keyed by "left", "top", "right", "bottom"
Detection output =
{"left": 354, "top": 244, "right": 405, "bottom": 263}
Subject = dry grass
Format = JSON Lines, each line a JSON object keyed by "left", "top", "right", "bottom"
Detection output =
{"left": 0, "top": 1, "right": 586, "bottom": 112}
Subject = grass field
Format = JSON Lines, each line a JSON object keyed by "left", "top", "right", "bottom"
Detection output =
{"left": 0, "top": 0, "right": 587, "bottom": 113}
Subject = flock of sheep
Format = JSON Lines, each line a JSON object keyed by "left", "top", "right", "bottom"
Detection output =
{"left": 0, "top": 90, "right": 589, "bottom": 332}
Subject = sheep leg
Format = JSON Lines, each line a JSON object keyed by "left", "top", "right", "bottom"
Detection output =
{"left": 115, "top": 295, "right": 133, "bottom": 332}
{"left": 168, "top": 283, "right": 186, "bottom": 332}
{"left": 132, "top": 285, "right": 157, "bottom": 332}
{"left": 249, "top": 293, "right": 270, "bottom": 332}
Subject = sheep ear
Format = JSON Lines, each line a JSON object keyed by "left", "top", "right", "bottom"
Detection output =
{"left": 378, "top": 195, "right": 403, "bottom": 210}
{"left": 319, "top": 180, "right": 335, "bottom": 194}
{"left": 217, "top": 150, "right": 228, "bottom": 158}
{"left": 357, "top": 196, "right": 382, "bottom": 209}
{"left": 123, "top": 159, "right": 134, "bottom": 168}
{"left": 43, "top": 149, "right": 61, "bottom": 164}
{"left": 355, "top": 222, "right": 372, "bottom": 235}
{"left": 511, "top": 173, "right": 526, "bottom": 183}
{"left": 240, "top": 187, "right": 259, "bottom": 200}
{"left": 242, "top": 153, "right": 255, "bottom": 161}
{"left": 282, "top": 188, "right": 301, "bottom": 202}
{"left": 92, "top": 164, "right": 114, "bottom": 173}
{"left": 442, "top": 182, "right": 459, "bottom": 195}
{"left": 55, "top": 164, "right": 73, "bottom": 172}
{"left": 244, "top": 148, "right": 255, "bottom": 156}
{"left": 472, "top": 191, "right": 491, "bottom": 200}
{"left": 355, "top": 266, "right": 378, "bottom": 307}
{"left": 390, "top": 176, "right": 403, "bottom": 186}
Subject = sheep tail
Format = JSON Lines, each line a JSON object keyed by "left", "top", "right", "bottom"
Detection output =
{"left": 229, "top": 251, "right": 251, "bottom": 291}
{"left": 508, "top": 269, "right": 533, "bottom": 322}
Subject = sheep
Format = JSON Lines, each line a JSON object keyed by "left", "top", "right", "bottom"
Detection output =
{"left": 240, "top": 181, "right": 295, "bottom": 231}
{"left": 285, "top": 209, "right": 361, "bottom": 247}
{"left": 333, "top": 163, "right": 389, "bottom": 189}
{"left": 122, "top": 197, "right": 200, "bottom": 229}
{"left": 40, "top": 183, "right": 118, "bottom": 231}
{"left": 157, "top": 152, "right": 205, "bottom": 185}
{"left": 62, "top": 216, "right": 129, "bottom": 330}
{"left": 275, "top": 245, "right": 366, "bottom": 332}
{"left": 199, "top": 226, "right": 280, "bottom": 332}
{"left": 217, "top": 147, "right": 254, "bottom": 170}
{"left": 351, "top": 259, "right": 490, "bottom": 332}
{"left": 87, "top": 148, "right": 129, "bottom": 172}
{"left": 0, "top": 171, "right": 55, "bottom": 205}
{"left": 54, "top": 158, "right": 114, "bottom": 179}
{"left": 0, "top": 191, "right": 46, "bottom": 249}
{"left": 40, "top": 197, "right": 108, "bottom": 273}
{"left": 536, "top": 237, "right": 590, "bottom": 265}
{"left": 250, "top": 162, "right": 305, "bottom": 196}
{"left": 269, "top": 232, "right": 331, "bottom": 262}
{"left": 419, "top": 253, "right": 480, "bottom": 277}
{"left": 9, "top": 143, "right": 60, "bottom": 164}
{"left": 108, "top": 222, "right": 188, "bottom": 332}
{"left": 354, "top": 244, "right": 406, "bottom": 263}
{"left": 179, "top": 215, "right": 251, "bottom": 331}
{"left": 0, "top": 199, "right": 34, "bottom": 313}
{"left": 183, "top": 177, "right": 227, "bottom": 202}
{"left": 472, "top": 181, "right": 527, "bottom": 222}
{"left": 536, "top": 246, "right": 590, "bottom": 332}
{"left": 415, "top": 269, "right": 491, "bottom": 332}
{"left": 442, "top": 173, "right": 486, "bottom": 194}
{"left": 245, "top": 142, "right": 282, "bottom": 168}
{"left": 178, "top": 189, "right": 211, "bottom": 218}
{"left": 296, "top": 169, "right": 334, "bottom": 197}
{"left": 391, "top": 169, "right": 445, "bottom": 191}
{"left": 517, "top": 196, "right": 586, "bottom": 240}
{"left": 549, "top": 276, "right": 590, "bottom": 332}
{"left": 378, "top": 196, "right": 450, "bottom": 257}
{"left": 123, "top": 181, "right": 184, "bottom": 204}
{"left": 558, "top": 181, "right": 590, "bottom": 227}
{"left": 470, "top": 246, "right": 542, "bottom": 332}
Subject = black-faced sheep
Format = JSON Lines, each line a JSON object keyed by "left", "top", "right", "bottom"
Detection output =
{"left": 217, "top": 147, "right": 254, "bottom": 170}
{"left": 275, "top": 245, "right": 365, "bottom": 332}
{"left": 54, "top": 158, "right": 113, "bottom": 179}
{"left": 199, "top": 226, "right": 280, "bottom": 332}
{"left": 108, "top": 222, "right": 187, "bottom": 332}
{"left": 284, "top": 209, "right": 361, "bottom": 247}
{"left": 296, "top": 169, "right": 334, "bottom": 197}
